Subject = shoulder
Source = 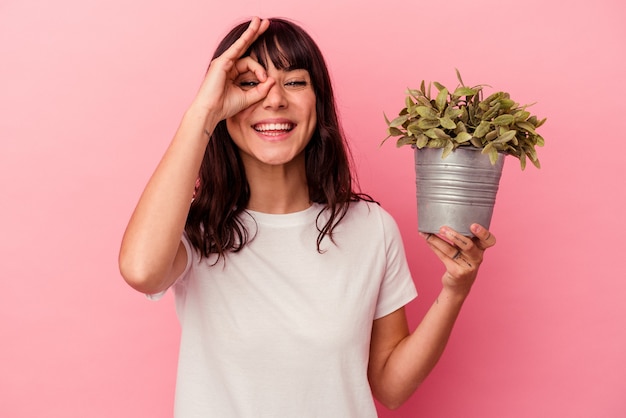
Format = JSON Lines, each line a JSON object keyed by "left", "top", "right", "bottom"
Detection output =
{"left": 329, "top": 201, "right": 403, "bottom": 245}
{"left": 346, "top": 200, "right": 398, "bottom": 229}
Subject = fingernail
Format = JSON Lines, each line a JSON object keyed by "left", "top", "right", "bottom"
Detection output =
{"left": 419, "top": 232, "right": 432, "bottom": 241}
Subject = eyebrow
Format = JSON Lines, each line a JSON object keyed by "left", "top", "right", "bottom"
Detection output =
{"left": 283, "top": 66, "right": 308, "bottom": 73}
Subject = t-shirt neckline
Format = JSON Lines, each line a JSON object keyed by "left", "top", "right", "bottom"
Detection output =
{"left": 244, "top": 203, "right": 323, "bottom": 226}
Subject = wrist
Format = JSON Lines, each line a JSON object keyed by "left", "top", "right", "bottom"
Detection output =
{"left": 438, "top": 285, "right": 470, "bottom": 306}
{"left": 182, "top": 105, "right": 220, "bottom": 138}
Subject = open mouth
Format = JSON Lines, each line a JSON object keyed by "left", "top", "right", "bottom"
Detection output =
{"left": 253, "top": 122, "right": 295, "bottom": 136}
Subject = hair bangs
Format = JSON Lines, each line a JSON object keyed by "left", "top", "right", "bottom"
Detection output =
{"left": 249, "top": 21, "right": 313, "bottom": 72}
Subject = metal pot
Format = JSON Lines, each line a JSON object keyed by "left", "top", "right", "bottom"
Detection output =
{"left": 414, "top": 147, "right": 505, "bottom": 236}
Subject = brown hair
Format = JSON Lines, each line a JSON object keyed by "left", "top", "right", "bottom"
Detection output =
{"left": 185, "top": 17, "right": 373, "bottom": 261}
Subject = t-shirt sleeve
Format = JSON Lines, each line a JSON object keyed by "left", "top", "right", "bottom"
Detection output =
{"left": 145, "top": 233, "right": 193, "bottom": 301}
{"left": 373, "top": 208, "right": 418, "bottom": 319}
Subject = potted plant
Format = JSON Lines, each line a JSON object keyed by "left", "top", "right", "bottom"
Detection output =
{"left": 383, "top": 70, "right": 546, "bottom": 235}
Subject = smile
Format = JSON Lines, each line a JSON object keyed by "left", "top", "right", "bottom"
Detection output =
{"left": 253, "top": 122, "right": 295, "bottom": 135}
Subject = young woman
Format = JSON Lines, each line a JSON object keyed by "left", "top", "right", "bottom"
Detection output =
{"left": 119, "top": 17, "right": 496, "bottom": 417}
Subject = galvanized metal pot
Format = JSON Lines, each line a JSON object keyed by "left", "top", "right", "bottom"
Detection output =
{"left": 414, "top": 147, "right": 505, "bottom": 236}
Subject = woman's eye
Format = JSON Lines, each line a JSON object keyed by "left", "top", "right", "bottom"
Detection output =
{"left": 238, "top": 80, "right": 259, "bottom": 90}
{"left": 285, "top": 80, "right": 308, "bottom": 89}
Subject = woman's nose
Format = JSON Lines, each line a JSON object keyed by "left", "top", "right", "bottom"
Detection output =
{"left": 262, "top": 83, "right": 288, "bottom": 109}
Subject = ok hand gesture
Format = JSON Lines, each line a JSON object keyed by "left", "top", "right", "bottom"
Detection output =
{"left": 191, "top": 17, "right": 275, "bottom": 128}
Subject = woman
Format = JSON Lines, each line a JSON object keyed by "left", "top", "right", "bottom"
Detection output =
{"left": 119, "top": 17, "right": 495, "bottom": 417}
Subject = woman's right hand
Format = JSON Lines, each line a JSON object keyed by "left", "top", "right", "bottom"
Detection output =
{"left": 119, "top": 18, "right": 274, "bottom": 295}
{"left": 191, "top": 17, "right": 275, "bottom": 129}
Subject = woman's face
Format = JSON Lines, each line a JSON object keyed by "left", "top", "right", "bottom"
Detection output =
{"left": 226, "top": 56, "right": 317, "bottom": 171}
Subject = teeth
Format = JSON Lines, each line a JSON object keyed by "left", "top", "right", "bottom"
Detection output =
{"left": 254, "top": 123, "right": 293, "bottom": 132}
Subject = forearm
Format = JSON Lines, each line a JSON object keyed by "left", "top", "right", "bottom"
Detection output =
{"left": 119, "top": 107, "right": 217, "bottom": 292}
{"left": 375, "top": 287, "right": 468, "bottom": 408}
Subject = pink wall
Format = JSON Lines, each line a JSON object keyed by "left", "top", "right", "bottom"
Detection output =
{"left": 2, "top": 0, "right": 625, "bottom": 416}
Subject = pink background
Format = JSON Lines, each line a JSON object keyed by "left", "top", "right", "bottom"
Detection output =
{"left": 2, "top": 0, "right": 625, "bottom": 416}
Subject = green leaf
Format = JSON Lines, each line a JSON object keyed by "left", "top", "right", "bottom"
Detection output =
{"left": 485, "top": 130, "right": 498, "bottom": 141}
{"left": 388, "top": 114, "right": 409, "bottom": 128}
{"left": 531, "top": 157, "right": 541, "bottom": 169}
{"left": 514, "top": 110, "right": 531, "bottom": 121}
{"left": 433, "top": 81, "right": 446, "bottom": 91}
{"left": 442, "top": 140, "right": 455, "bottom": 159}
{"left": 416, "top": 106, "right": 439, "bottom": 119}
{"left": 493, "top": 130, "right": 517, "bottom": 144}
{"left": 418, "top": 119, "right": 441, "bottom": 129}
{"left": 492, "top": 114, "right": 515, "bottom": 126}
{"left": 498, "top": 98, "right": 516, "bottom": 110}
{"left": 455, "top": 68, "right": 465, "bottom": 86}
{"left": 488, "top": 148, "right": 499, "bottom": 165}
{"left": 432, "top": 128, "right": 451, "bottom": 140}
{"left": 445, "top": 107, "right": 463, "bottom": 120}
{"left": 470, "top": 137, "right": 483, "bottom": 147}
{"left": 483, "top": 92, "right": 502, "bottom": 104}
{"left": 525, "top": 146, "right": 538, "bottom": 161}
{"left": 435, "top": 88, "right": 449, "bottom": 112}
{"left": 426, "top": 139, "right": 448, "bottom": 148}
{"left": 535, "top": 117, "right": 547, "bottom": 128}
{"left": 417, "top": 96, "right": 433, "bottom": 107}
{"left": 427, "top": 138, "right": 448, "bottom": 148}
{"left": 405, "top": 96, "right": 414, "bottom": 110}
{"left": 460, "top": 106, "right": 469, "bottom": 123}
{"left": 439, "top": 117, "right": 457, "bottom": 130}
{"left": 387, "top": 126, "right": 404, "bottom": 136}
{"left": 482, "top": 103, "right": 501, "bottom": 120}
{"left": 406, "top": 88, "right": 421, "bottom": 98}
{"left": 474, "top": 121, "right": 491, "bottom": 138}
{"left": 481, "top": 145, "right": 499, "bottom": 165}
{"left": 425, "top": 128, "right": 451, "bottom": 140}
{"left": 395, "top": 136, "right": 414, "bottom": 147}
{"left": 424, "top": 128, "right": 439, "bottom": 139}
{"left": 515, "top": 121, "right": 537, "bottom": 134}
{"left": 416, "top": 134, "right": 429, "bottom": 148}
{"left": 455, "top": 132, "right": 473, "bottom": 143}
{"left": 536, "top": 135, "right": 545, "bottom": 147}
{"left": 407, "top": 122, "right": 421, "bottom": 136}
{"left": 452, "top": 86, "right": 478, "bottom": 97}
{"left": 455, "top": 121, "right": 467, "bottom": 133}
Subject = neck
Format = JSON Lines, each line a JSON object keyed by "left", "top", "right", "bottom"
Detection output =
{"left": 244, "top": 157, "right": 311, "bottom": 214}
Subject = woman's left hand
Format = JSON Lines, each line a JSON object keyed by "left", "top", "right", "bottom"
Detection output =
{"left": 420, "top": 223, "right": 496, "bottom": 296}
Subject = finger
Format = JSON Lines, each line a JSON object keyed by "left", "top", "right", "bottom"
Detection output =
{"left": 420, "top": 233, "right": 449, "bottom": 258}
{"left": 234, "top": 56, "right": 269, "bottom": 83}
{"left": 421, "top": 233, "right": 474, "bottom": 272}
{"left": 222, "top": 17, "right": 270, "bottom": 61}
{"left": 242, "top": 76, "right": 276, "bottom": 107}
{"left": 470, "top": 223, "right": 496, "bottom": 249}
{"left": 421, "top": 232, "right": 463, "bottom": 261}
{"left": 439, "top": 226, "right": 473, "bottom": 250}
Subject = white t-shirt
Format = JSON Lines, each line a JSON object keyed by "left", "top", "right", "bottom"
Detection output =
{"left": 159, "top": 201, "right": 417, "bottom": 417}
